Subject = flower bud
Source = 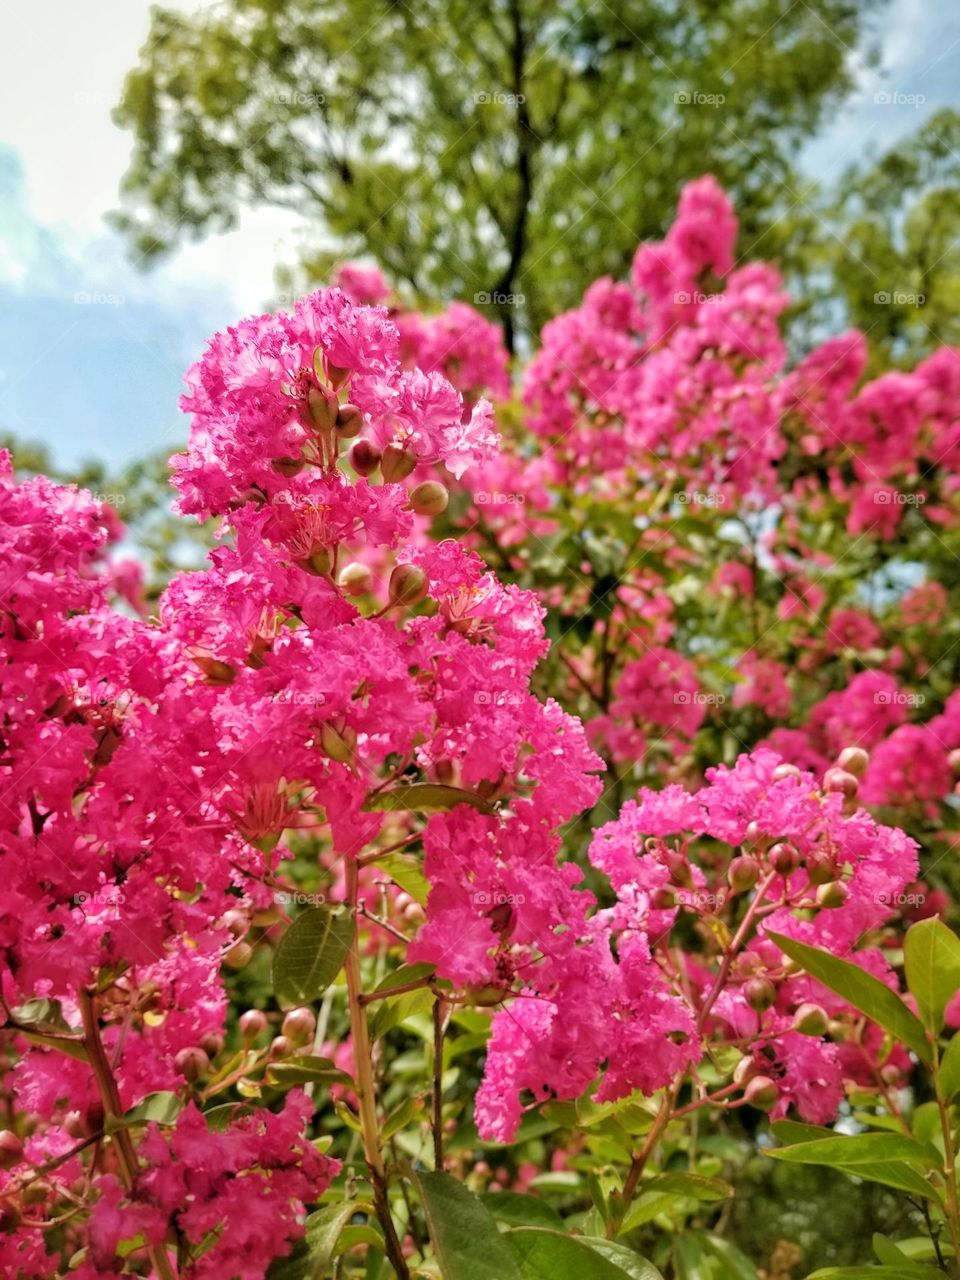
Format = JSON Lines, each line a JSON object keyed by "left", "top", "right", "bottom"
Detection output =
{"left": 334, "top": 404, "right": 363, "bottom": 438}
{"left": 320, "top": 719, "right": 357, "bottom": 765}
{"left": 200, "top": 1031, "right": 225, "bottom": 1058}
{"left": 270, "top": 1035, "right": 293, "bottom": 1060}
{"left": 816, "top": 880, "right": 848, "bottom": 909}
{"left": 728, "top": 856, "right": 759, "bottom": 893}
{"left": 350, "top": 439, "right": 381, "bottom": 477}
{"left": 769, "top": 841, "right": 800, "bottom": 875}
{"left": 381, "top": 443, "right": 416, "bottom": 483}
{"left": 0, "top": 1131, "right": 23, "bottom": 1171}
{"left": 271, "top": 455, "right": 306, "bottom": 478}
{"left": 880, "top": 1063, "right": 902, "bottom": 1085}
{"left": 743, "top": 1075, "right": 779, "bottom": 1111}
{"left": 772, "top": 762, "right": 802, "bottom": 781}
{"left": 299, "top": 546, "right": 333, "bottom": 578}
{"left": 732, "top": 1055, "right": 756, "bottom": 1086}
{"left": 0, "top": 1198, "right": 22, "bottom": 1233}
{"left": 307, "top": 384, "right": 339, "bottom": 434}
{"left": 221, "top": 908, "right": 248, "bottom": 939}
{"left": 224, "top": 940, "right": 253, "bottom": 969}
{"left": 744, "top": 976, "right": 777, "bottom": 1012}
{"left": 174, "top": 1047, "right": 210, "bottom": 1083}
{"left": 282, "top": 1007, "right": 317, "bottom": 1045}
{"left": 239, "top": 1009, "right": 268, "bottom": 1042}
{"left": 805, "top": 851, "right": 835, "bottom": 885}
{"left": 338, "top": 562, "right": 372, "bottom": 597}
{"left": 21, "top": 1178, "right": 51, "bottom": 1207}
{"left": 824, "top": 767, "right": 859, "bottom": 798}
{"left": 665, "top": 850, "right": 693, "bottom": 887}
{"left": 651, "top": 886, "right": 678, "bottom": 910}
{"left": 949, "top": 749, "right": 960, "bottom": 775}
{"left": 194, "top": 656, "right": 236, "bottom": 687}
{"left": 388, "top": 563, "right": 428, "bottom": 607}
{"left": 409, "top": 481, "right": 449, "bottom": 516}
{"left": 432, "top": 757, "right": 457, "bottom": 786}
{"left": 792, "top": 1002, "right": 829, "bottom": 1036}
{"left": 837, "top": 746, "right": 869, "bottom": 777}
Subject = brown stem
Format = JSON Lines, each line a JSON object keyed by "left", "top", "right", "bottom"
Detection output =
{"left": 79, "top": 988, "right": 178, "bottom": 1280}
{"left": 933, "top": 1039, "right": 960, "bottom": 1276}
{"left": 344, "top": 859, "right": 410, "bottom": 1280}
{"left": 432, "top": 997, "right": 447, "bottom": 1171}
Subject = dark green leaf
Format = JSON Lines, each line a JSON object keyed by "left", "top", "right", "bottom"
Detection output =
{"left": 505, "top": 1228, "right": 655, "bottom": 1279}
{"left": 108, "top": 1091, "right": 182, "bottom": 1131}
{"left": 413, "top": 1170, "right": 522, "bottom": 1280}
{"left": 363, "top": 784, "right": 494, "bottom": 815}
{"left": 480, "top": 1192, "right": 564, "bottom": 1231}
{"left": 272, "top": 906, "right": 355, "bottom": 1006}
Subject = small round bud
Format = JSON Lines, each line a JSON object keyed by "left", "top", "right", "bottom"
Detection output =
{"left": 381, "top": 443, "right": 416, "bottom": 483}
{"left": 350, "top": 439, "right": 381, "bottom": 477}
{"left": 816, "top": 880, "right": 848, "bottom": 909}
{"left": 221, "top": 908, "right": 248, "bottom": 939}
{"left": 743, "top": 820, "right": 764, "bottom": 846}
{"left": 271, "top": 455, "right": 306, "bottom": 478}
{"left": 728, "top": 856, "right": 760, "bottom": 893}
{"left": 388, "top": 563, "right": 428, "bottom": 607}
{"left": 21, "top": 1178, "right": 51, "bottom": 1207}
{"left": 200, "top": 1031, "right": 225, "bottom": 1058}
{"left": 334, "top": 403, "right": 363, "bottom": 438}
{"left": 269, "top": 1035, "right": 293, "bottom": 1060}
{"left": 299, "top": 546, "right": 333, "bottom": 578}
{"left": 409, "top": 481, "right": 449, "bottom": 516}
{"left": 805, "top": 852, "right": 835, "bottom": 885}
{"left": 64, "top": 1111, "right": 86, "bottom": 1140}
{"left": 769, "top": 842, "right": 800, "bottom": 875}
{"left": 338, "top": 562, "right": 372, "bottom": 597}
{"left": 0, "top": 1132, "right": 23, "bottom": 1171}
{"left": 837, "top": 746, "right": 869, "bottom": 777}
{"left": 281, "top": 1007, "right": 317, "bottom": 1046}
{"left": 743, "top": 1075, "right": 779, "bottom": 1111}
{"left": 320, "top": 719, "right": 357, "bottom": 764}
{"left": 949, "top": 748, "right": 960, "bottom": 775}
{"left": 307, "top": 385, "right": 339, "bottom": 434}
{"left": 733, "top": 1055, "right": 756, "bottom": 1086}
{"left": 194, "top": 656, "right": 236, "bottom": 687}
{"left": 651, "top": 886, "right": 678, "bottom": 910}
{"left": 174, "top": 1047, "right": 210, "bottom": 1083}
{"left": 432, "top": 757, "right": 457, "bottom": 786}
{"left": 792, "top": 1002, "right": 829, "bottom": 1036}
{"left": 824, "top": 767, "right": 859, "bottom": 798}
{"left": 0, "top": 1198, "right": 22, "bottom": 1232}
{"left": 224, "top": 940, "right": 253, "bottom": 969}
{"left": 665, "top": 850, "right": 693, "bottom": 887}
{"left": 880, "top": 1063, "right": 902, "bottom": 1085}
{"left": 744, "top": 976, "right": 777, "bottom": 1012}
{"left": 772, "top": 762, "right": 802, "bottom": 781}
{"left": 239, "top": 1009, "right": 268, "bottom": 1042}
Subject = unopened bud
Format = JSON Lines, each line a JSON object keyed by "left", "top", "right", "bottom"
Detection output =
{"left": 743, "top": 1075, "right": 779, "bottom": 1111}
{"left": 728, "top": 856, "right": 760, "bottom": 893}
{"left": 651, "top": 886, "right": 678, "bottom": 910}
{"left": 837, "top": 747, "right": 869, "bottom": 777}
{"left": 769, "top": 842, "right": 800, "bottom": 875}
{"left": 880, "top": 1063, "right": 902, "bottom": 1085}
{"left": 21, "top": 1178, "right": 51, "bottom": 1206}
{"left": 816, "top": 880, "right": 848, "bottom": 909}
{"left": 271, "top": 455, "right": 306, "bottom": 478}
{"left": 224, "top": 940, "right": 253, "bottom": 969}
{"left": 299, "top": 546, "right": 333, "bottom": 578}
{"left": 270, "top": 1035, "right": 292, "bottom": 1060}
{"left": 239, "top": 1009, "right": 268, "bottom": 1042}
{"left": 334, "top": 404, "right": 363, "bottom": 438}
{"left": 338, "top": 562, "right": 372, "bottom": 596}
{"left": 174, "top": 1047, "right": 210, "bottom": 1083}
{"left": 665, "top": 850, "right": 694, "bottom": 887}
{"left": 733, "top": 1055, "right": 756, "bottom": 1086}
{"left": 744, "top": 976, "right": 777, "bottom": 1012}
{"left": 282, "top": 1007, "right": 317, "bottom": 1045}
{"left": 824, "top": 767, "right": 859, "bottom": 799}
{"left": 792, "top": 1002, "right": 829, "bottom": 1036}
{"left": 194, "top": 656, "right": 236, "bottom": 687}
{"left": 307, "top": 384, "right": 339, "bottom": 434}
{"left": 200, "top": 1031, "right": 225, "bottom": 1058}
{"left": 949, "top": 749, "right": 960, "bottom": 775}
{"left": 0, "top": 1132, "right": 23, "bottom": 1172}
{"left": 772, "top": 762, "right": 802, "bottom": 781}
{"left": 350, "top": 439, "right": 381, "bottom": 477}
{"left": 388, "top": 563, "right": 428, "bottom": 607}
{"left": 805, "top": 852, "right": 835, "bottom": 885}
{"left": 381, "top": 443, "right": 416, "bottom": 483}
{"left": 221, "top": 908, "right": 248, "bottom": 939}
{"left": 0, "top": 1198, "right": 22, "bottom": 1232}
{"left": 409, "top": 481, "right": 449, "bottom": 516}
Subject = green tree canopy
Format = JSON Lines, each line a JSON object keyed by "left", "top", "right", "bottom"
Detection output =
{"left": 112, "top": 0, "right": 883, "bottom": 345}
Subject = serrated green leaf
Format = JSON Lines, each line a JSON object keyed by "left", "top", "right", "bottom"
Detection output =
{"left": 767, "top": 931, "right": 931, "bottom": 1064}
{"left": 273, "top": 906, "right": 355, "bottom": 1006}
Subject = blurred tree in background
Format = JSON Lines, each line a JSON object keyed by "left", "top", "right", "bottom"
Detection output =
{"left": 112, "top": 0, "right": 884, "bottom": 348}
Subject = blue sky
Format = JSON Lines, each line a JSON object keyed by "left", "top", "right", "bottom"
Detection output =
{"left": 1, "top": 0, "right": 958, "bottom": 471}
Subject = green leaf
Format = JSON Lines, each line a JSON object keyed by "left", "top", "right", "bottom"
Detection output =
{"left": 618, "top": 1173, "right": 733, "bottom": 1233}
{"left": 11, "top": 998, "right": 72, "bottom": 1033}
{"left": 480, "top": 1192, "right": 564, "bottom": 1231}
{"left": 378, "top": 853, "right": 431, "bottom": 906}
{"left": 108, "top": 1091, "right": 182, "bottom": 1131}
{"left": 412, "top": 1170, "right": 523, "bottom": 1280}
{"left": 505, "top": 1227, "right": 656, "bottom": 1279}
{"left": 369, "top": 987, "right": 434, "bottom": 1040}
{"left": 808, "top": 1269, "right": 938, "bottom": 1279}
{"left": 371, "top": 962, "right": 436, "bottom": 996}
{"left": 766, "top": 1134, "right": 942, "bottom": 1199}
{"left": 272, "top": 906, "right": 355, "bottom": 1006}
{"left": 580, "top": 1238, "right": 664, "bottom": 1279}
{"left": 266, "top": 1056, "right": 354, "bottom": 1088}
{"left": 381, "top": 1095, "right": 424, "bottom": 1140}
{"left": 939, "top": 1032, "right": 960, "bottom": 1101}
{"left": 767, "top": 931, "right": 932, "bottom": 1065}
{"left": 363, "top": 784, "right": 495, "bottom": 815}
{"left": 267, "top": 1200, "right": 360, "bottom": 1280}
{"left": 904, "top": 918, "right": 960, "bottom": 1034}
